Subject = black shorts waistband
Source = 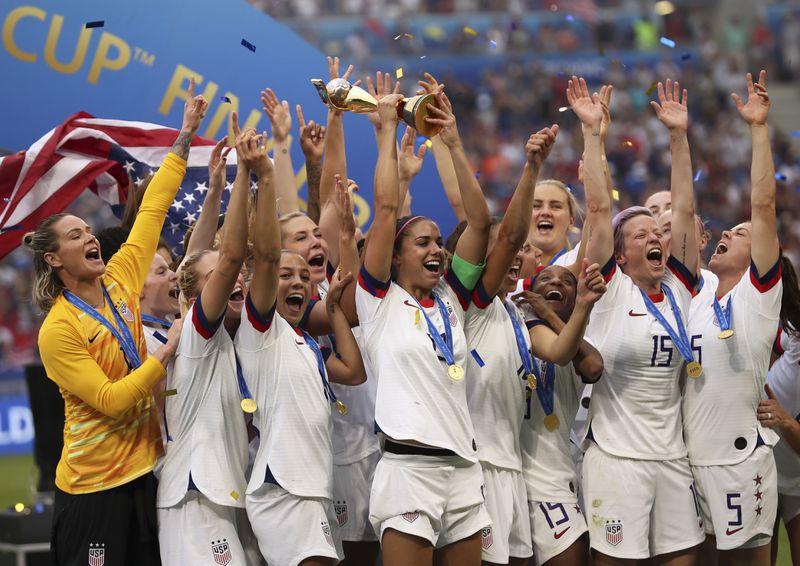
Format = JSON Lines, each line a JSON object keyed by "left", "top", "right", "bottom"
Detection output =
{"left": 384, "top": 439, "right": 457, "bottom": 457}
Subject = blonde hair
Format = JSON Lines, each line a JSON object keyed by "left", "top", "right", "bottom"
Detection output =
{"left": 535, "top": 179, "right": 583, "bottom": 223}
{"left": 278, "top": 211, "right": 311, "bottom": 242}
{"left": 178, "top": 249, "right": 213, "bottom": 316}
{"left": 22, "top": 213, "right": 70, "bottom": 312}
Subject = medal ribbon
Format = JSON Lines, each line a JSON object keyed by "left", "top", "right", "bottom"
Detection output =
{"left": 300, "top": 329, "right": 340, "bottom": 408}
{"left": 409, "top": 292, "right": 456, "bottom": 367}
{"left": 503, "top": 300, "right": 536, "bottom": 381}
{"left": 534, "top": 360, "right": 556, "bottom": 416}
{"left": 712, "top": 295, "right": 733, "bottom": 333}
{"left": 65, "top": 288, "right": 141, "bottom": 369}
{"left": 548, "top": 246, "right": 568, "bottom": 266}
{"left": 639, "top": 285, "right": 696, "bottom": 364}
{"left": 141, "top": 314, "right": 172, "bottom": 328}
{"left": 233, "top": 352, "right": 255, "bottom": 405}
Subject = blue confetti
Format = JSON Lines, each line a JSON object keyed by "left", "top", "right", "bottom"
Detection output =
{"left": 791, "top": 131, "right": 800, "bottom": 138}
{"left": 566, "top": 14, "right": 575, "bottom": 22}
{"left": 475, "top": 171, "right": 481, "bottom": 179}
{"left": 489, "top": 40, "right": 497, "bottom": 48}
{"left": 681, "top": 53, "right": 692, "bottom": 61}
{"left": 694, "top": 170, "right": 702, "bottom": 182}
{"left": 241, "top": 38, "right": 256, "bottom": 52}
{"left": 511, "top": 21, "right": 517, "bottom": 31}
{"left": 0, "top": 224, "right": 23, "bottom": 233}
{"left": 85, "top": 20, "right": 104, "bottom": 28}
{"left": 220, "top": 96, "right": 231, "bottom": 103}
{"left": 566, "top": 184, "right": 574, "bottom": 193}
{"left": 660, "top": 37, "right": 676, "bottom": 48}
{"left": 775, "top": 173, "right": 787, "bottom": 181}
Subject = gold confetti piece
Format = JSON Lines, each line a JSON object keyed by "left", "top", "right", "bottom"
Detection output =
{"left": 646, "top": 80, "right": 658, "bottom": 96}
{"left": 598, "top": 44, "right": 605, "bottom": 56}
{"left": 415, "top": 309, "right": 420, "bottom": 326}
{"left": 622, "top": 140, "right": 633, "bottom": 147}
{"left": 230, "top": 490, "right": 240, "bottom": 500}
{"left": 396, "top": 68, "right": 403, "bottom": 79}
{"left": 571, "top": 226, "right": 581, "bottom": 233}
{"left": 404, "top": 33, "right": 414, "bottom": 38}
{"left": 612, "top": 189, "right": 620, "bottom": 201}
{"left": 162, "top": 388, "right": 177, "bottom": 397}
{"left": 425, "top": 139, "right": 433, "bottom": 148}
{"left": 463, "top": 26, "right": 478, "bottom": 36}
{"left": 558, "top": 106, "right": 569, "bottom": 112}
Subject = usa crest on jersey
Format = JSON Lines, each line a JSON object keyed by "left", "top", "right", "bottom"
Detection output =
{"left": 88, "top": 543, "right": 105, "bottom": 566}
{"left": 605, "top": 520, "right": 623, "bottom": 546}
{"left": 335, "top": 501, "right": 348, "bottom": 526}
{"left": 480, "top": 526, "right": 493, "bottom": 550}
{"left": 211, "top": 539, "right": 232, "bottom": 565}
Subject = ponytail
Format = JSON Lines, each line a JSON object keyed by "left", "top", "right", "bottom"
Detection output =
{"left": 779, "top": 254, "right": 800, "bottom": 338}
{"left": 22, "top": 213, "right": 69, "bottom": 312}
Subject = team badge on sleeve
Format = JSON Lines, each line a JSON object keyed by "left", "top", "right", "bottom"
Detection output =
{"left": 481, "top": 527, "right": 493, "bottom": 549}
{"left": 88, "top": 543, "right": 105, "bottom": 566}
{"left": 605, "top": 520, "right": 623, "bottom": 546}
{"left": 334, "top": 501, "right": 348, "bottom": 526}
{"left": 211, "top": 539, "right": 232, "bottom": 565}
{"left": 402, "top": 511, "right": 420, "bottom": 523}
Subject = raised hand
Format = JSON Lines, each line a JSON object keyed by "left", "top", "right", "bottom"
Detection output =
{"left": 326, "top": 271, "right": 354, "bottom": 309}
{"left": 525, "top": 125, "right": 559, "bottom": 169}
{"left": 261, "top": 88, "right": 292, "bottom": 142}
{"left": 377, "top": 93, "right": 403, "bottom": 128}
{"left": 650, "top": 79, "right": 688, "bottom": 132}
{"left": 513, "top": 290, "right": 558, "bottom": 323}
{"left": 182, "top": 77, "right": 208, "bottom": 133}
{"left": 328, "top": 56, "right": 356, "bottom": 83}
{"left": 208, "top": 136, "right": 232, "bottom": 192}
{"left": 366, "top": 71, "right": 401, "bottom": 129}
{"left": 235, "top": 122, "right": 271, "bottom": 177}
{"left": 576, "top": 259, "right": 607, "bottom": 306}
{"left": 732, "top": 70, "right": 770, "bottom": 126}
{"left": 296, "top": 105, "right": 325, "bottom": 162}
{"left": 417, "top": 72, "right": 445, "bottom": 97}
{"left": 566, "top": 76, "right": 603, "bottom": 129}
{"left": 425, "top": 92, "right": 460, "bottom": 148}
{"left": 333, "top": 174, "right": 356, "bottom": 239}
{"left": 599, "top": 84, "right": 614, "bottom": 139}
{"left": 399, "top": 127, "right": 428, "bottom": 181}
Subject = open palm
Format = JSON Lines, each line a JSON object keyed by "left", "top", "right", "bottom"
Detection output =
{"left": 732, "top": 70, "right": 769, "bottom": 126}
{"left": 650, "top": 79, "right": 688, "bottom": 132}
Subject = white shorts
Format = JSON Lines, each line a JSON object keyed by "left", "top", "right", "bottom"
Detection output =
{"left": 528, "top": 499, "right": 588, "bottom": 565}
{"left": 369, "top": 451, "right": 491, "bottom": 549}
{"left": 480, "top": 463, "right": 533, "bottom": 562}
{"left": 246, "top": 483, "right": 343, "bottom": 566}
{"left": 582, "top": 444, "right": 705, "bottom": 559}
{"left": 332, "top": 450, "right": 380, "bottom": 542}
{"left": 692, "top": 445, "right": 777, "bottom": 551}
{"left": 780, "top": 493, "right": 800, "bottom": 525}
{"left": 158, "top": 491, "right": 248, "bottom": 566}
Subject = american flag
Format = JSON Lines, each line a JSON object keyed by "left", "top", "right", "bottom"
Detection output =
{"left": 0, "top": 111, "right": 239, "bottom": 260}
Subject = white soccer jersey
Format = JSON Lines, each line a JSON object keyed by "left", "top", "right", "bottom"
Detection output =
{"left": 355, "top": 266, "right": 478, "bottom": 461}
{"left": 552, "top": 245, "right": 580, "bottom": 268}
{"left": 142, "top": 324, "right": 170, "bottom": 477}
{"left": 683, "top": 261, "right": 782, "bottom": 465}
{"left": 521, "top": 360, "right": 584, "bottom": 502}
{"left": 767, "top": 327, "right": 800, "bottom": 495}
{"left": 463, "top": 288, "right": 529, "bottom": 471}
{"left": 157, "top": 300, "right": 249, "bottom": 509}
{"left": 583, "top": 257, "right": 696, "bottom": 460}
{"left": 235, "top": 296, "right": 335, "bottom": 499}
{"left": 688, "top": 269, "right": 718, "bottom": 321}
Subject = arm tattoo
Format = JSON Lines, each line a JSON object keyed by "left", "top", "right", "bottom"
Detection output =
{"left": 587, "top": 225, "right": 593, "bottom": 243}
{"left": 681, "top": 234, "right": 687, "bottom": 264}
{"left": 170, "top": 130, "right": 193, "bottom": 160}
{"left": 306, "top": 160, "right": 322, "bottom": 224}
{"left": 281, "top": 148, "right": 288, "bottom": 154}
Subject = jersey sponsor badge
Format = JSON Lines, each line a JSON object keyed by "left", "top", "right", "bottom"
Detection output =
{"left": 335, "top": 501, "right": 348, "bottom": 526}
{"left": 605, "top": 520, "right": 623, "bottom": 546}
{"left": 481, "top": 527, "right": 493, "bottom": 549}
{"left": 321, "top": 521, "right": 334, "bottom": 547}
{"left": 402, "top": 511, "right": 420, "bottom": 523}
{"left": 211, "top": 539, "right": 232, "bottom": 565}
{"left": 88, "top": 543, "right": 105, "bottom": 566}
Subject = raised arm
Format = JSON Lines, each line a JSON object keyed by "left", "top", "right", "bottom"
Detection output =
{"left": 480, "top": 127, "right": 558, "bottom": 297}
{"left": 261, "top": 88, "right": 298, "bottom": 216}
{"left": 196, "top": 115, "right": 251, "bottom": 324}
{"left": 363, "top": 94, "right": 404, "bottom": 281}
{"left": 568, "top": 77, "right": 613, "bottom": 267}
{"left": 398, "top": 127, "right": 428, "bottom": 213}
{"left": 426, "top": 92, "right": 491, "bottom": 265}
{"left": 732, "top": 70, "right": 780, "bottom": 274}
{"left": 296, "top": 105, "right": 325, "bottom": 224}
{"left": 650, "top": 79, "right": 698, "bottom": 273}
{"left": 323, "top": 271, "right": 366, "bottom": 385}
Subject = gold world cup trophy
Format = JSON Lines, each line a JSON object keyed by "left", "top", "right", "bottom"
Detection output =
{"left": 311, "top": 78, "right": 443, "bottom": 138}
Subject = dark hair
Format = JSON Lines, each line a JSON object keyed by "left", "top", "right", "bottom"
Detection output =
{"left": 22, "top": 213, "right": 70, "bottom": 312}
{"left": 393, "top": 215, "right": 428, "bottom": 254}
{"left": 780, "top": 254, "right": 800, "bottom": 337}
{"left": 444, "top": 220, "right": 468, "bottom": 255}
{"left": 96, "top": 226, "right": 130, "bottom": 265}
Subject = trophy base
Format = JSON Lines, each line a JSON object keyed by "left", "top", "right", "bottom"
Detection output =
{"left": 398, "top": 94, "right": 442, "bottom": 138}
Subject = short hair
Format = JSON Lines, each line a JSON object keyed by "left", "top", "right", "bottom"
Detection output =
{"left": 612, "top": 206, "right": 654, "bottom": 256}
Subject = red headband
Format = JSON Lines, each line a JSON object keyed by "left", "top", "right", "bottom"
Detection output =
{"left": 394, "top": 215, "right": 425, "bottom": 242}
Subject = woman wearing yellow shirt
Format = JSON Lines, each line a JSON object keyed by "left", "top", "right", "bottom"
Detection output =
{"left": 23, "top": 82, "right": 207, "bottom": 566}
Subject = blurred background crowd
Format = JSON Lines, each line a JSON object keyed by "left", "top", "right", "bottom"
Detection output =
{"left": 1, "top": 0, "right": 799, "bottom": 370}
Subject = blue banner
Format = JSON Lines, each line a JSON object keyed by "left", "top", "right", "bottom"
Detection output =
{"left": 0, "top": 395, "right": 34, "bottom": 455}
{"left": 0, "top": 0, "right": 456, "bottom": 235}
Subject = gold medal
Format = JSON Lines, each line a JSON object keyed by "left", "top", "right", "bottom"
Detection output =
{"left": 448, "top": 364, "right": 464, "bottom": 381}
{"left": 336, "top": 400, "right": 348, "bottom": 416}
{"left": 718, "top": 329, "right": 734, "bottom": 340}
{"left": 527, "top": 373, "right": 538, "bottom": 390}
{"left": 687, "top": 361, "right": 703, "bottom": 379}
{"left": 240, "top": 398, "right": 257, "bottom": 413}
{"left": 544, "top": 413, "right": 560, "bottom": 431}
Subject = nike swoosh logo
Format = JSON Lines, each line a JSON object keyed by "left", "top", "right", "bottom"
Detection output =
{"left": 403, "top": 300, "right": 419, "bottom": 309}
{"left": 726, "top": 527, "right": 743, "bottom": 536}
{"left": 88, "top": 331, "right": 101, "bottom": 343}
{"left": 628, "top": 310, "right": 647, "bottom": 317}
{"left": 554, "top": 527, "right": 571, "bottom": 539}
